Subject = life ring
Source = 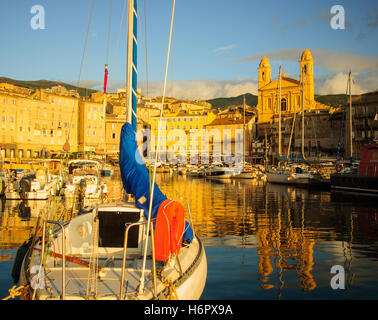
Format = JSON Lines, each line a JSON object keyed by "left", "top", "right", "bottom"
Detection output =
{"left": 154, "top": 200, "right": 185, "bottom": 262}
{"left": 335, "top": 164, "right": 342, "bottom": 173}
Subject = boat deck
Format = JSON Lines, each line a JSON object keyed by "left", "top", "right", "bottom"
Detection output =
{"left": 31, "top": 237, "right": 204, "bottom": 300}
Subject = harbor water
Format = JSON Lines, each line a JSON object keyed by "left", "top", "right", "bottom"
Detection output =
{"left": 1, "top": 170, "right": 377, "bottom": 300}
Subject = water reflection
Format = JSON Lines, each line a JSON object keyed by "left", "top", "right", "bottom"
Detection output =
{"left": 1, "top": 170, "right": 377, "bottom": 299}
{"left": 154, "top": 174, "right": 378, "bottom": 298}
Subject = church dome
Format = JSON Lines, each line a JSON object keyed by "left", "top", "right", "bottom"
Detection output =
{"left": 301, "top": 49, "right": 313, "bottom": 61}
{"left": 259, "top": 56, "right": 271, "bottom": 68}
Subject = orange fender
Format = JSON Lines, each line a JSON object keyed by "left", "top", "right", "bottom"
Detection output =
{"left": 154, "top": 200, "right": 185, "bottom": 261}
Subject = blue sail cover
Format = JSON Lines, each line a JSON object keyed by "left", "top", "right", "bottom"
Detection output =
{"left": 119, "top": 123, "right": 193, "bottom": 242}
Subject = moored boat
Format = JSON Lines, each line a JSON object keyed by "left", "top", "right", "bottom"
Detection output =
{"left": 16, "top": 201, "right": 207, "bottom": 300}
{"left": 331, "top": 143, "right": 378, "bottom": 194}
{"left": 64, "top": 160, "right": 107, "bottom": 200}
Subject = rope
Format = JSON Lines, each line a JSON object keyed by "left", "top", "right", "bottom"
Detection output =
{"left": 2, "top": 285, "right": 30, "bottom": 300}
{"left": 161, "top": 277, "right": 178, "bottom": 300}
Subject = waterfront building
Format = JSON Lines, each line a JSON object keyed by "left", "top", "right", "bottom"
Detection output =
{"left": 350, "top": 90, "right": 378, "bottom": 159}
{"left": 0, "top": 85, "right": 80, "bottom": 159}
{"left": 78, "top": 99, "right": 106, "bottom": 154}
{"left": 150, "top": 110, "right": 216, "bottom": 163}
{"left": 206, "top": 108, "right": 255, "bottom": 164}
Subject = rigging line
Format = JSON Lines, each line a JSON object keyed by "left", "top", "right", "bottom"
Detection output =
{"left": 107, "top": 0, "right": 127, "bottom": 90}
{"left": 143, "top": 0, "right": 149, "bottom": 98}
{"left": 106, "top": 0, "right": 113, "bottom": 65}
{"left": 77, "top": 0, "right": 95, "bottom": 87}
{"left": 138, "top": 0, "right": 152, "bottom": 172}
{"left": 137, "top": 0, "right": 148, "bottom": 99}
{"left": 139, "top": 0, "right": 176, "bottom": 294}
{"left": 67, "top": 0, "right": 94, "bottom": 142}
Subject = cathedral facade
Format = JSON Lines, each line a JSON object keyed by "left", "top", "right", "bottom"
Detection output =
{"left": 256, "top": 49, "right": 328, "bottom": 124}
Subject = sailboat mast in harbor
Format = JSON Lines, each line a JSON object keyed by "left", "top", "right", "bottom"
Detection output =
{"left": 126, "top": 0, "right": 138, "bottom": 131}
{"left": 348, "top": 71, "right": 353, "bottom": 159}
{"left": 301, "top": 66, "right": 306, "bottom": 160}
{"left": 278, "top": 66, "right": 282, "bottom": 158}
{"left": 243, "top": 94, "right": 246, "bottom": 167}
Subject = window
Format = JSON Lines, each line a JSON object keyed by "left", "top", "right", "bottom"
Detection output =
{"left": 281, "top": 98, "right": 287, "bottom": 112}
{"left": 112, "top": 133, "right": 117, "bottom": 139}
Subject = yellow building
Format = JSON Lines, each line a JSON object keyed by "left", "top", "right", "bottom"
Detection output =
{"left": 256, "top": 49, "right": 329, "bottom": 124}
{"left": 0, "top": 86, "right": 80, "bottom": 158}
{"left": 150, "top": 110, "right": 216, "bottom": 163}
{"left": 78, "top": 99, "right": 106, "bottom": 154}
{"left": 206, "top": 110, "right": 254, "bottom": 163}
{"left": 104, "top": 102, "right": 127, "bottom": 155}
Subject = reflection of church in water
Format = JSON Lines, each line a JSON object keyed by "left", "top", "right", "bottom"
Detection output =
{"left": 254, "top": 186, "right": 317, "bottom": 293}
{"left": 256, "top": 219, "right": 316, "bottom": 292}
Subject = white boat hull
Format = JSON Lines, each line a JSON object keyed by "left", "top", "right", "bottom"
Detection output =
{"left": 18, "top": 202, "right": 207, "bottom": 300}
{"left": 266, "top": 171, "right": 292, "bottom": 184}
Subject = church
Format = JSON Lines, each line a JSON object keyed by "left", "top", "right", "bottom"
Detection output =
{"left": 256, "top": 49, "right": 329, "bottom": 124}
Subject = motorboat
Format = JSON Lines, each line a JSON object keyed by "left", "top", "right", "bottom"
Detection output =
{"left": 205, "top": 165, "right": 240, "bottom": 180}
{"left": 64, "top": 160, "right": 107, "bottom": 200}
{"left": 3, "top": 163, "right": 61, "bottom": 200}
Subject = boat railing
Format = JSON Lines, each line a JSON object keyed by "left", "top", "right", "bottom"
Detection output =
{"left": 120, "top": 218, "right": 157, "bottom": 300}
{"left": 38, "top": 219, "right": 66, "bottom": 300}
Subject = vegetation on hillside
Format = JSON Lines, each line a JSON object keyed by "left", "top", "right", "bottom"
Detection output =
{"left": 0, "top": 76, "right": 96, "bottom": 97}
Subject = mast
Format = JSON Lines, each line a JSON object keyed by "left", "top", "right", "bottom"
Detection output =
{"left": 348, "top": 71, "right": 353, "bottom": 159}
{"left": 103, "top": 64, "right": 108, "bottom": 157}
{"left": 126, "top": 0, "right": 138, "bottom": 131}
{"left": 243, "top": 94, "right": 246, "bottom": 168}
{"left": 278, "top": 66, "right": 282, "bottom": 158}
{"left": 301, "top": 67, "right": 306, "bottom": 160}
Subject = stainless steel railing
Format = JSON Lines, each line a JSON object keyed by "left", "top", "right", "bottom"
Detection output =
{"left": 119, "top": 218, "right": 157, "bottom": 300}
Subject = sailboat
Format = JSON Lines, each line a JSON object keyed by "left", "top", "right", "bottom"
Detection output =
{"left": 13, "top": 0, "right": 207, "bottom": 300}
{"left": 330, "top": 72, "right": 378, "bottom": 194}
{"left": 233, "top": 95, "right": 265, "bottom": 180}
{"left": 266, "top": 67, "right": 328, "bottom": 187}
{"left": 266, "top": 67, "right": 292, "bottom": 184}
{"left": 232, "top": 95, "right": 259, "bottom": 179}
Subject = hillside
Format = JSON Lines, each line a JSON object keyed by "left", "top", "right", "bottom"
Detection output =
{"left": 314, "top": 94, "right": 350, "bottom": 108}
{"left": 206, "top": 93, "right": 258, "bottom": 110}
{"left": 207, "top": 93, "right": 352, "bottom": 109}
{"left": 0, "top": 76, "right": 97, "bottom": 97}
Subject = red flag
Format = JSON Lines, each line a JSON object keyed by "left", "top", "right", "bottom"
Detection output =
{"left": 103, "top": 64, "right": 108, "bottom": 94}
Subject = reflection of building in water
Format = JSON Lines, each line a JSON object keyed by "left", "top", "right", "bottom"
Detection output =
{"left": 154, "top": 175, "right": 264, "bottom": 238}
{"left": 255, "top": 215, "right": 317, "bottom": 292}
{"left": 255, "top": 184, "right": 317, "bottom": 292}
{"left": 0, "top": 200, "right": 36, "bottom": 250}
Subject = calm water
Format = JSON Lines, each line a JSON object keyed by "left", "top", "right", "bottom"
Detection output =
{"left": 1, "top": 170, "right": 377, "bottom": 300}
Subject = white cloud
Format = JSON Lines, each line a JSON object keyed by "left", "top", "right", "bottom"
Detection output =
{"left": 315, "top": 72, "right": 378, "bottom": 95}
{"left": 138, "top": 78, "right": 258, "bottom": 100}
{"left": 213, "top": 44, "right": 237, "bottom": 55}
{"left": 315, "top": 72, "right": 365, "bottom": 95}
{"left": 234, "top": 48, "right": 378, "bottom": 73}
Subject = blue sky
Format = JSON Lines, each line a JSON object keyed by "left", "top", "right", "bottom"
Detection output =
{"left": 0, "top": 0, "right": 377, "bottom": 99}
